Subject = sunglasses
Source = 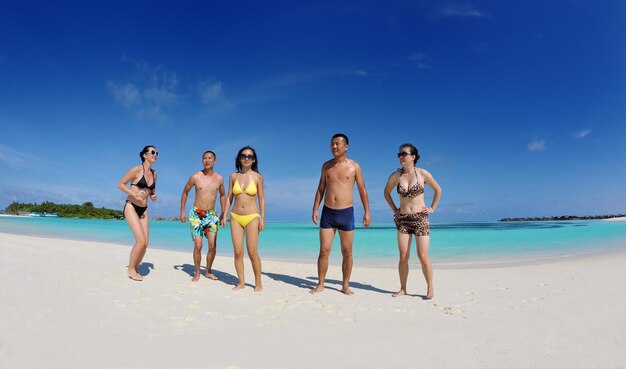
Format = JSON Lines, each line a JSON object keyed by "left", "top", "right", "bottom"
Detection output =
{"left": 147, "top": 150, "right": 159, "bottom": 156}
{"left": 239, "top": 154, "right": 255, "bottom": 160}
{"left": 397, "top": 151, "right": 412, "bottom": 158}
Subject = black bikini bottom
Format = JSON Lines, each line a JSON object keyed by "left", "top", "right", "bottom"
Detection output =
{"left": 124, "top": 200, "right": 147, "bottom": 218}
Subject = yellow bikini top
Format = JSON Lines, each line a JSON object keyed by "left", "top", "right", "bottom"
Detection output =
{"left": 233, "top": 176, "right": 257, "bottom": 196}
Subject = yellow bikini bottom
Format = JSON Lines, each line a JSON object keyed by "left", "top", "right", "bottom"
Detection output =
{"left": 231, "top": 212, "right": 260, "bottom": 227}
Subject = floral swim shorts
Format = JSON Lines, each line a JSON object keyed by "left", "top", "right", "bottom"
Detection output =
{"left": 189, "top": 207, "right": 219, "bottom": 239}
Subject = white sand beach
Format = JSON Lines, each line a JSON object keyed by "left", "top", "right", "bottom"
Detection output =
{"left": 1, "top": 232, "right": 624, "bottom": 369}
{"left": 604, "top": 216, "right": 626, "bottom": 221}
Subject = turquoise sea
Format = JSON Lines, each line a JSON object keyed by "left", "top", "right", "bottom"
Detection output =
{"left": 1, "top": 216, "right": 625, "bottom": 268}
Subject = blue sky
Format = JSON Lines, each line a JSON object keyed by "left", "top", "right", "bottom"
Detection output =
{"left": 1, "top": 1, "right": 625, "bottom": 221}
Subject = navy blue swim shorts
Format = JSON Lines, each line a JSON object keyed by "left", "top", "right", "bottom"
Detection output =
{"left": 320, "top": 205, "right": 355, "bottom": 231}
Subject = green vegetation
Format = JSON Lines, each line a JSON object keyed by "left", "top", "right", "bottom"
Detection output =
{"left": 5, "top": 201, "right": 123, "bottom": 219}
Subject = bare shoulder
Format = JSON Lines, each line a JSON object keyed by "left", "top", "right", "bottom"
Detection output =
{"left": 348, "top": 157, "right": 362, "bottom": 170}
{"left": 417, "top": 167, "right": 433, "bottom": 179}
{"left": 388, "top": 168, "right": 402, "bottom": 179}
{"left": 130, "top": 164, "right": 143, "bottom": 175}
{"left": 254, "top": 172, "right": 263, "bottom": 182}
{"left": 322, "top": 159, "right": 334, "bottom": 170}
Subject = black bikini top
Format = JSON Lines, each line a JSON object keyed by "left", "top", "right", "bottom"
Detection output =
{"left": 132, "top": 166, "right": 156, "bottom": 190}
{"left": 397, "top": 168, "right": 424, "bottom": 198}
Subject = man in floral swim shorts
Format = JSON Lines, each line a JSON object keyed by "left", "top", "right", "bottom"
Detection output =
{"left": 180, "top": 151, "right": 226, "bottom": 281}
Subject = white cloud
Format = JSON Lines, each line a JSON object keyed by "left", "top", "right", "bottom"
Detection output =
{"left": 409, "top": 53, "right": 426, "bottom": 62}
{"left": 198, "top": 79, "right": 234, "bottom": 111}
{"left": 0, "top": 144, "right": 30, "bottom": 169}
{"left": 107, "top": 82, "right": 140, "bottom": 108}
{"left": 573, "top": 129, "right": 592, "bottom": 139}
{"left": 0, "top": 144, "right": 59, "bottom": 170}
{"left": 241, "top": 68, "right": 370, "bottom": 104}
{"left": 257, "top": 68, "right": 369, "bottom": 90}
{"left": 264, "top": 177, "right": 318, "bottom": 212}
{"left": 441, "top": 3, "right": 487, "bottom": 18}
{"left": 107, "top": 61, "right": 180, "bottom": 121}
{"left": 408, "top": 52, "right": 435, "bottom": 70}
{"left": 527, "top": 139, "right": 546, "bottom": 152}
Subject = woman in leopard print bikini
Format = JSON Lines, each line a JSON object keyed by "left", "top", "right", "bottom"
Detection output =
{"left": 383, "top": 143, "right": 441, "bottom": 299}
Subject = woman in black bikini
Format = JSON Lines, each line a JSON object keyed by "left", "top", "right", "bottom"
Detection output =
{"left": 383, "top": 143, "right": 441, "bottom": 299}
{"left": 117, "top": 145, "right": 158, "bottom": 281}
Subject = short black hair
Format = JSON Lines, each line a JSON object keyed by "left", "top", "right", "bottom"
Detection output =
{"left": 203, "top": 150, "right": 216, "bottom": 159}
{"left": 331, "top": 133, "right": 349, "bottom": 145}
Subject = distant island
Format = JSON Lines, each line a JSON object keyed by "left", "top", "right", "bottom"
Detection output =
{"left": 4, "top": 201, "right": 123, "bottom": 219}
{"left": 500, "top": 214, "right": 626, "bottom": 222}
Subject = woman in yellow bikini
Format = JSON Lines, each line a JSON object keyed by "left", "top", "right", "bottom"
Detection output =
{"left": 225, "top": 146, "right": 265, "bottom": 291}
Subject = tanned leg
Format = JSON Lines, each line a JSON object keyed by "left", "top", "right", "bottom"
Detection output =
{"left": 393, "top": 232, "right": 412, "bottom": 297}
{"left": 230, "top": 219, "right": 246, "bottom": 290}
{"left": 416, "top": 235, "right": 434, "bottom": 299}
{"left": 125, "top": 205, "right": 147, "bottom": 281}
{"left": 192, "top": 237, "right": 203, "bottom": 281}
{"left": 245, "top": 218, "right": 262, "bottom": 291}
{"left": 205, "top": 232, "right": 218, "bottom": 280}
{"left": 338, "top": 229, "right": 355, "bottom": 295}
{"left": 310, "top": 227, "right": 335, "bottom": 294}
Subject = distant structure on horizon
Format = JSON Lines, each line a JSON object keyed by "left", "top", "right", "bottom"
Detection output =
{"left": 500, "top": 214, "right": 626, "bottom": 222}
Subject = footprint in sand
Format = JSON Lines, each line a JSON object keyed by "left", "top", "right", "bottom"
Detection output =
{"left": 434, "top": 304, "right": 463, "bottom": 315}
{"left": 171, "top": 316, "right": 194, "bottom": 328}
{"left": 521, "top": 297, "right": 544, "bottom": 303}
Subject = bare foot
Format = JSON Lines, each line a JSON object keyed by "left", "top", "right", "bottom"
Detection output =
{"left": 204, "top": 273, "right": 218, "bottom": 280}
{"left": 254, "top": 285, "right": 263, "bottom": 292}
{"left": 232, "top": 283, "right": 245, "bottom": 291}
{"left": 392, "top": 289, "right": 406, "bottom": 297}
{"left": 309, "top": 285, "right": 324, "bottom": 294}
{"left": 425, "top": 290, "right": 434, "bottom": 300}
{"left": 191, "top": 273, "right": 200, "bottom": 282}
{"left": 127, "top": 269, "right": 144, "bottom": 281}
{"left": 341, "top": 287, "right": 354, "bottom": 295}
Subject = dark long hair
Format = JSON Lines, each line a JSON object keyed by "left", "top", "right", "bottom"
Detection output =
{"left": 139, "top": 145, "right": 156, "bottom": 162}
{"left": 235, "top": 146, "right": 259, "bottom": 173}
{"left": 399, "top": 143, "right": 420, "bottom": 164}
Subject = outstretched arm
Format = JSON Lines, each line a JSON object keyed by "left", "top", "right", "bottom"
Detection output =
{"left": 383, "top": 171, "right": 400, "bottom": 215}
{"left": 355, "top": 164, "right": 371, "bottom": 227}
{"left": 218, "top": 178, "right": 227, "bottom": 227}
{"left": 257, "top": 174, "right": 266, "bottom": 231}
{"left": 150, "top": 172, "right": 157, "bottom": 202}
{"left": 179, "top": 176, "right": 194, "bottom": 223}
{"left": 222, "top": 173, "right": 235, "bottom": 227}
{"left": 312, "top": 165, "right": 327, "bottom": 224}
{"left": 117, "top": 166, "right": 142, "bottom": 202}
{"left": 422, "top": 169, "right": 442, "bottom": 214}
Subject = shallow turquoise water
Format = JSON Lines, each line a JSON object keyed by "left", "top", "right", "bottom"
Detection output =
{"left": 1, "top": 216, "right": 625, "bottom": 267}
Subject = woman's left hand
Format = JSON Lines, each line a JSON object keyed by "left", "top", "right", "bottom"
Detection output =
{"left": 259, "top": 219, "right": 265, "bottom": 232}
{"left": 421, "top": 206, "right": 433, "bottom": 214}
{"left": 150, "top": 194, "right": 157, "bottom": 201}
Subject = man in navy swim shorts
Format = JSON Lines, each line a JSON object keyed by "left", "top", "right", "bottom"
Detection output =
{"left": 311, "top": 133, "right": 371, "bottom": 295}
